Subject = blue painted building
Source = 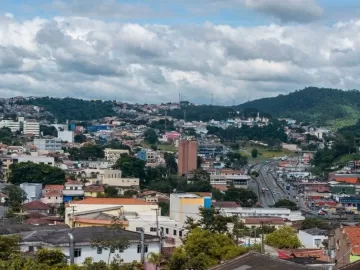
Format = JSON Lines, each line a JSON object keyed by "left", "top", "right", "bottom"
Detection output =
{"left": 136, "top": 149, "right": 147, "bottom": 161}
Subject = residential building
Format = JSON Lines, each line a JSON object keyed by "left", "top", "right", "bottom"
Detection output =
{"left": 57, "top": 130, "right": 74, "bottom": 143}
{"left": 170, "top": 193, "right": 211, "bottom": 224}
{"left": 23, "top": 201, "right": 51, "bottom": 215}
{"left": 209, "top": 174, "right": 250, "bottom": 188}
{"left": 0, "top": 119, "right": 20, "bottom": 132}
{"left": 333, "top": 226, "right": 360, "bottom": 267}
{"left": 41, "top": 190, "right": 63, "bottom": 207}
{"left": 65, "top": 198, "right": 158, "bottom": 226}
{"left": 297, "top": 228, "right": 328, "bottom": 248}
{"left": 23, "top": 120, "right": 40, "bottom": 135}
{"left": 84, "top": 185, "right": 104, "bottom": 197}
{"left": 13, "top": 156, "right": 55, "bottom": 166}
{"left": 33, "top": 138, "right": 62, "bottom": 151}
{"left": 104, "top": 148, "right": 129, "bottom": 162}
{"left": 19, "top": 227, "right": 160, "bottom": 265}
{"left": 197, "top": 143, "right": 224, "bottom": 157}
{"left": 178, "top": 140, "right": 197, "bottom": 176}
{"left": 63, "top": 180, "right": 84, "bottom": 203}
{"left": 20, "top": 183, "right": 42, "bottom": 202}
{"left": 96, "top": 169, "right": 139, "bottom": 195}
{"left": 135, "top": 149, "right": 147, "bottom": 161}
{"left": 242, "top": 217, "right": 286, "bottom": 229}
{"left": 146, "top": 150, "right": 157, "bottom": 163}
{"left": 219, "top": 206, "right": 305, "bottom": 222}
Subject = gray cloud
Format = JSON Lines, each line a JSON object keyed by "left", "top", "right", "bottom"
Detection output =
{"left": 1, "top": 15, "right": 360, "bottom": 104}
{"left": 242, "top": 0, "right": 323, "bottom": 23}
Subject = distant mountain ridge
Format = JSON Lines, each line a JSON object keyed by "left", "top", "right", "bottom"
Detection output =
{"left": 236, "top": 87, "right": 360, "bottom": 128}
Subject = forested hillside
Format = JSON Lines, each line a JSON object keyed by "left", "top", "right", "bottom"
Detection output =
{"left": 21, "top": 97, "right": 116, "bottom": 122}
{"left": 236, "top": 87, "right": 360, "bottom": 128}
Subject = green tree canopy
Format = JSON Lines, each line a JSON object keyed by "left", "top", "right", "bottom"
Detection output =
{"left": 8, "top": 162, "right": 65, "bottom": 185}
{"left": 113, "top": 153, "right": 146, "bottom": 179}
{"left": 168, "top": 228, "right": 246, "bottom": 270}
{"left": 300, "top": 218, "right": 330, "bottom": 230}
{"left": 251, "top": 148, "right": 258, "bottom": 158}
{"left": 2, "top": 185, "right": 27, "bottom": 210}
{"left": 265, "top": 226, "right": 302, "bottom": 249}
{"left": 68, "top": 145, "right": 104, "bottom": 161}
{"left": 144, "top": 128, "right": 158, "bottom": 144}
{"left": 74, "top": 134, "right": 87, "bottom": 143}
{"left": 224, "top": 187, "right": 258, "bottom": 207}
{"left": 274, "top": 199, "right": 298, "bottom": 210}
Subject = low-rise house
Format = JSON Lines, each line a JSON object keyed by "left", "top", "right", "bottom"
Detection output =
{"left": 297, "top": 228, "right": 328, "bottom": 248}
{"left": 41, "top": 190, "right": 63, "bottom": 208}
{"left": 65, "top": 198, "right": 159, "bottom": 226}
{"left": 84, "top": 185, "right": 104, "bottom": 198}
{"left": 19, "top": 226, "right": 160, "bottom": 265}
{"left": 63, "top": 180, "right": 84, "bottom": 203}
{"left": 23, "top": 201, "right": 51, "bottom": 215}
{"left": 243, "top": 217, "right": 286, "bottom": 229}
{"left": 96, "top": 170, "right": 139, "bottom": 195}
{"left": 138, "top": 190, "right": 169, "bottom": 203}
{"left": 333, "top": 226, "right": 360, "bottom": 266}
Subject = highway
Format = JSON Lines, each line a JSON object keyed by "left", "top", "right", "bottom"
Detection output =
{"left": 250, "top": 161, "right": 297, "bottom": 207}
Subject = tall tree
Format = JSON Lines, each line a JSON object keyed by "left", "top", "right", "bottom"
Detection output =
{"left": 2, "top": 185, "right": 27, "bottom": 210}
{"left": 251, "top": 148, "right": 258, "bottom": 158}
{"left": 265, "top": 226, "right": 302, "bottom": 249}
{"left": 113, "top": 153, "right": 146, "bottom": 179}
{"left": 144, "top": 128, "right": 158, "bottom": 144}
{"left": 224, "top": 187, "right": 258, "bottom": 207}
{"left": 8, "top": 162, "right": 65, "bottom": 185}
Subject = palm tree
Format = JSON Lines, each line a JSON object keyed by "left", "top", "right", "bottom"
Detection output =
{"left": 147, "top": 252, "right": 162, "bottom": 270}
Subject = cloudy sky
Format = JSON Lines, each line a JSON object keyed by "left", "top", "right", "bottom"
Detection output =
{"left": 1, "top": 0, "right": 360, "bottom": 104}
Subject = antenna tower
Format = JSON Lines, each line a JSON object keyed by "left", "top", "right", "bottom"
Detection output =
{"left": 210, "top": 93, "right": 214, "bottom": 105}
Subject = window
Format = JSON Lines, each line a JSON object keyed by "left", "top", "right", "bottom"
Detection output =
{"left": 314, "top": 239, "right": 322, "bottom": 247}
{"left": 165, "top": 228, "right": 169, "bottom": 234}
{"left": 28, "top": 246, "right": 34, "bottom": 252}
{"left": 137, "top": 245, "right": 148, "bottom": 253}
{"left": 110, "top": 247, "right": 115, "bottom": 253}
{"left": 48, "top": 197, "right": 50, "bottom": 199}
{"left": 173, "top": 230, "right": 177, "bottom": 236}
{"left": 179, "top": 230, "right": 183, "bottom": 237}
{"left": 97, "top": 247, "right": 102, "bottom": 254}
{"left": 150, "top": 227, "right": 157, "bottom": 232}
{"left": 74, "top": 248, "right": 82, "bottom": 258}
{"left": 161, "top": 227, "right": 164, "bottom": 233}
{"left": 136, "top": 227, "right": 142, "bottom": 232}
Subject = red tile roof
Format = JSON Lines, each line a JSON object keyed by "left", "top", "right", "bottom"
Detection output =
{"left": 65, "top": 180, "right": 83, "bottom": 185}
{"left": 43, "top": 190, "right": 62, "bottom": 197}
{"left": 84, "top": 186, "right": 104, "bottom": 193}
{"left": 44, "top": 185, "right": 64, "bottom": 191}
{"left": 278, "top": 249, "right": 328, "bottom": 262}
{"left": 25, "top": 218, "right": 52, "bottom": 225}
{"left": 212, "top": 184, "right": 228, "bottom": 191}
{"left": 344, "top": 227, "right": 360, "bottom": 255}
{"left": 71, "top": 198, "right": 156, "bottom": 205}
{"left": 23, "top": 200, "right": 51, "bottom": 210}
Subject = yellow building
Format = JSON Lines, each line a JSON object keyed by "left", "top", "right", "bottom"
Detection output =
{"left": 83, "top": 186, "right": 104, "bottom": 198}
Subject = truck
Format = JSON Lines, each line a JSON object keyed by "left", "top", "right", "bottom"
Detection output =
{"left": 285, "top": 184, "right": 291, "bottom": 191}
{"left": 261, "top": 188, "right": 266, "bottom": 194}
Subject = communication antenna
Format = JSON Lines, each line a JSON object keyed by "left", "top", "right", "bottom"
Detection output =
{"left": 165, "top": 111, "right": 167, "bottom": 132}
{"left": 183, "top": 110, "right": 186, "bottom": 122}
{"left": 210, "top": 93, "right": 214, "bottom": 105}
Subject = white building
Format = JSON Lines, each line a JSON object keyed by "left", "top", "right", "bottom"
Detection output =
{"left": 20, "top": 183, "right": 43, "bottom": 202}
{"left": 96, "top": 169, "right": 139, "bottom": 194}
{"left": 0, "top": 120, "right": 20, "bottom": 132}
{"left": 23, "top": 120, "right": 40, "bottom": 136}
{"left": 57, "top": 130, "right": 74, "bottom": 143}
{"left": 104, "top": 148, "right": 129, "bottom": 162}
{"left": 33, "top": 138, "right": 62, "bottom": 151}
{"left": 209, "top": 174, "right": 249, "bottom": 188}
{"left": 298, "top": 228, "right": 328, "bottom": 248}
{"left": 170, "top": 193, "right": 211, "bottom": 224}
{"left": 20, "top": 227, "right": 160, "bottom": 265}
{"left": 13, "top": 156, "right": 55, "bottom": 166}
{"left": 219, "top": 207, "right": 305, "bottom": 222}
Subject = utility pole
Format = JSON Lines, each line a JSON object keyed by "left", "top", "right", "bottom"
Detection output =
{"left": 69, "top": 206, "right": 76, "bottom": 228}
{"left": 261, "top": 221, "right": 265, "bottom": 254}
{"left": 164, "top": 111, "right": 167, "bottom": 132}
{"left": 140, "top": 228, "right": 145, "bottom": 264}
{"left": 68, "top": 233, "right": 74, "bottom": 264}
{"left": 152, "top": 208, "right": 160, "bottom": 236}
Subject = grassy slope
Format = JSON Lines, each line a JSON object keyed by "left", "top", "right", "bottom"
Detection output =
{"left": 240, "top": 145, "right": 295, "bottom": 163}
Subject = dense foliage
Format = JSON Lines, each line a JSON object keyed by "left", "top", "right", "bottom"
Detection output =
{"left": 265, "top": 226, "right": 302, "bottom": 249}
{"left": 223, "top": 187, "right": 258, "bottom": 207}
{"left": 68, "top": 145, "right": 105, "bottom": 160}
{"left": 301, "top": 218, "right": 330, "bottom": 230}
{"left": 237, "top": 87, "right": 360, "bottom": 127}
{"left": 207, "top": 123, "right": 287, "bottom": 143}
{"left": 274, "top": 199, "right": 298, "bottom": 210}
{"left": 22, "top": 97, "right": 116, "bottom": 122}
{"left": 8, "top": 162, "right": 66, "bottom": 185}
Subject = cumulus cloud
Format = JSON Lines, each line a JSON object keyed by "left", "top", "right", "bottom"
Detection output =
{"left": 241, "top": 0, "right": 323, "bottom": 23}
{"left": 1, "top": 13, "right": 360, "bottom": 103}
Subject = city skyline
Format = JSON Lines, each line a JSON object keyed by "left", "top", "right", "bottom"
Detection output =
{"left": 0, "top": 1, "right": 360, "bottom": 104}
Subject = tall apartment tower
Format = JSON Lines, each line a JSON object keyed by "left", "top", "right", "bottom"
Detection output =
{"left": 178, "top": 140, "right": 198, "bottom": 176}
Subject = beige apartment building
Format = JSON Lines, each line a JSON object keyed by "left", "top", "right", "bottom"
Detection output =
{"left": 178, "top": 140, "right": 197, "bottom": 176}
{"left": 104, "top": 148, "right": 129, "bottom": 162}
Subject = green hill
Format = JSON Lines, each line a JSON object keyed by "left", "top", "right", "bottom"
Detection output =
{"left": 236, "top": 87, "right": 360, "bottom": 128}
